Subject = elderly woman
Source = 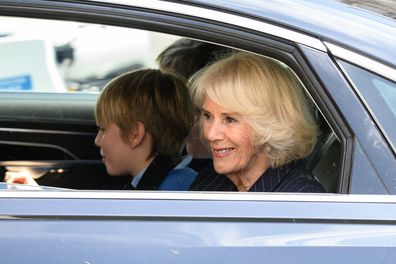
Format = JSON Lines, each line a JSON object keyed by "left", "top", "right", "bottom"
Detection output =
{"left": 189, "top": 52, "right": 325, "bottom": 192}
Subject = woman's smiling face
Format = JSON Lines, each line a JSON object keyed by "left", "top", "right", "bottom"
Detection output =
{"left": 201, "top": 96, "right": 267, "bottom": 179}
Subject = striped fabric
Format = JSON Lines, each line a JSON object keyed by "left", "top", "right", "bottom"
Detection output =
{"left": 189, "top": 161, "right": 325, "bottom": 193}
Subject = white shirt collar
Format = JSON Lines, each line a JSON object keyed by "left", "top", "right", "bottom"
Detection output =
{"left": 131, "top": 166, "right": 148, "bottom": 188}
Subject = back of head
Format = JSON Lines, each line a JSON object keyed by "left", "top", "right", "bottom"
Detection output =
{"left": 96, "top": 69, "right": 194, "bottom": 157}
{"left": 192, "top": 52, "right": 317, "bottom": 167}
{"left": 157, "top": 38, "right": 231, "bottom": 79}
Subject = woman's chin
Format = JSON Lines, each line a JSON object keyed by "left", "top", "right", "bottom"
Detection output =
{"left": 213, "top": 163, "right": 231, "bottom": 175}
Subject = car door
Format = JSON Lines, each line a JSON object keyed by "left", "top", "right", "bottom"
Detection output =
{"left": 0, "top": 1, "right": 396, "bottom": 263}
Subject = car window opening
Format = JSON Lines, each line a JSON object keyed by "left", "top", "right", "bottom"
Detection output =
{"left": 0, "top": 16, "right": 341, "bottom": 194}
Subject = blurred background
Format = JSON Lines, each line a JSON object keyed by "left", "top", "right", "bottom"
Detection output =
{"left": 0, "top": 16, "right": 180, "bottom": 93}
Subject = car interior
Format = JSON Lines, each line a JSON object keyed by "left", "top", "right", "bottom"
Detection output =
{"left": 0, "top": 16, "right": 341, "bottom": 193}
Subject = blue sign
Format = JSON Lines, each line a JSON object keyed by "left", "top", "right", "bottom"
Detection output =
{"left": 0, "top": 75, "right": 32, "bottom": 90}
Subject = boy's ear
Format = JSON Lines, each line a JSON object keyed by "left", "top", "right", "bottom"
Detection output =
{"left": 128, "top": 121, "right": 146, "bottom": 148}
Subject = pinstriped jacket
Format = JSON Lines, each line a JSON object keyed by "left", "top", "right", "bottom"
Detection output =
{"left": 189, "top": 161, "right": 325, "bottom": 193}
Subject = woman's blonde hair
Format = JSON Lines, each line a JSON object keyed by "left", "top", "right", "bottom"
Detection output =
{"left": 96, "top": 69, "right": 194, "bottom": 157}
{"left": 192, "top": 52, "right": 317, "bottom": 168}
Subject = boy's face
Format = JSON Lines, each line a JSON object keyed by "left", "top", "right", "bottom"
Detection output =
{"left": 94, "top": 122, "right": 135, "bottom": 176}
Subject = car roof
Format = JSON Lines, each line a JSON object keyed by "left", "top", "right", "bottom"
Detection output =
{"left": 177, "top": 0, "right": 396, "bottom": 68}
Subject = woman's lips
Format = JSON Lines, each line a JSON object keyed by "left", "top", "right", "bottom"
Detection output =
{"left": 212, "top": 147, "right": 234, "bottom": 158}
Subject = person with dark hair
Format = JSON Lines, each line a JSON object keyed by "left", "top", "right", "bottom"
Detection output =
{"left": 157, "top": 38, "right": 230, "bottom": 81}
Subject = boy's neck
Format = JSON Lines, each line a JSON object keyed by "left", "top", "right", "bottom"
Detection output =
{"left": 131, "top": 155, "right": 155, "bottom": 176}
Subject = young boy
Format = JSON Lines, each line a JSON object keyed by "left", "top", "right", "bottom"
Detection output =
{"left": 6, "top": 69, "right": 197, "bottom": 190}
{"left": 95, "top": 69, "right": 196, "bottom": 190}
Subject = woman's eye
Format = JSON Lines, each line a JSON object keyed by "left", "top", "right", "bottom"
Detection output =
{"left": 97, "top": 126, "right": 105, "bottom": 132}
{"left": 225, "top": 116, "right": 237, "bottom": 123}
{"left": 202, "top": 112, "right": 211, "bottom": 120}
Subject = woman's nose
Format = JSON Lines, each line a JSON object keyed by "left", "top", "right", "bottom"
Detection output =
{"left": 204, "top": 121, "right": 224, "bottom": 142}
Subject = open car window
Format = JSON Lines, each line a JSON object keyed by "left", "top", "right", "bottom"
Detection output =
{"left": 0, "top": 15, "right": 341, "bottom": 194}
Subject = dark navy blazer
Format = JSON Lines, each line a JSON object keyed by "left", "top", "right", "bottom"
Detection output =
{"left": 189, "top": 161, "right": 325, "bottom": 193}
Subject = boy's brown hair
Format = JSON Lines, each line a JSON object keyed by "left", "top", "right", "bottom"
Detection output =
{"left": 96, "top": 69, "right": 194, "bottom": 157}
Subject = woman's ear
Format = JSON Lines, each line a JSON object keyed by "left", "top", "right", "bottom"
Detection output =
{"left": 128, "top": 121, "right": 146, "bottom": 148}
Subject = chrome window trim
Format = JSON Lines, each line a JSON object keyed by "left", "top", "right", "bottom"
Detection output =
{"left": 1, "top": 190, "right": 396, "bottom": 203}
{"left": 92, "top": 0, "right": 326, "bottom": 52}
{"left": 325, "top": 42, "right": 396, "bottom": 83}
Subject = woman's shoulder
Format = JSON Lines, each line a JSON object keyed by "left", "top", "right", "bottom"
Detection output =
{"left": 274, "top": 162, "right": 326, "bottom": 193}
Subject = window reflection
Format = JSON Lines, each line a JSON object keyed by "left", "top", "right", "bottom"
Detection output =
{"left": 339, "top": 60, "right": 396, "bottom": 151}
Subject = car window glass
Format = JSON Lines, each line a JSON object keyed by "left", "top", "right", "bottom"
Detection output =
{"left": 339, "top": 60, "right": 396, "bottom": 151}
{"left": 0, "top": 16, "right": 180, "bottom": 93}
